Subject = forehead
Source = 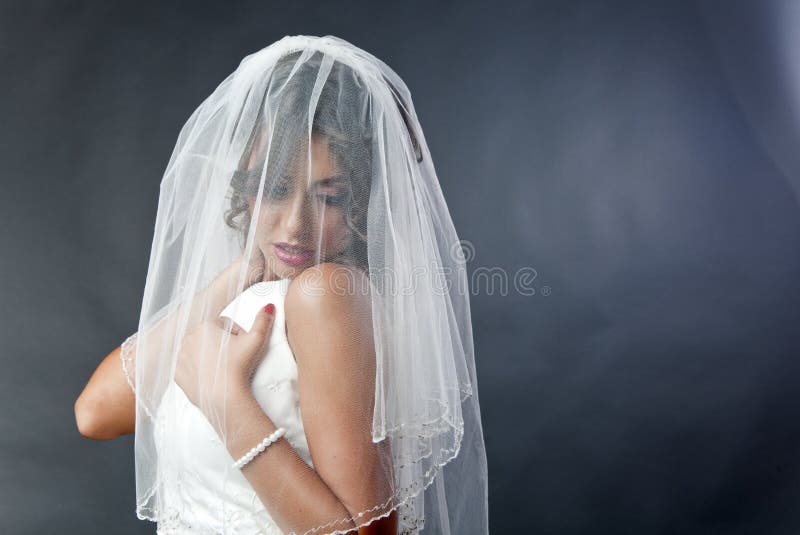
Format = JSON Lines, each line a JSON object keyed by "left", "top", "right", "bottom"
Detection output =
{"left": 246, "top": 135, "right": 341, "bottom": 181}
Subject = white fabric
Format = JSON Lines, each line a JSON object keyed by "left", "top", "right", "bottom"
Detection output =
{"left": 219, "top": 279, "right": 291, "bottom": 334}
{"left": 151, "top": 279, "right": 311, "bottom": 534}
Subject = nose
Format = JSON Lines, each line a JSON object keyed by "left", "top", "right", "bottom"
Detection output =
{"left": 281, "top": 188, "right": 316, "bottom": 241}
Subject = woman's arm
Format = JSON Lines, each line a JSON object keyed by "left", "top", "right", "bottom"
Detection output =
{"left": 218, "top": 263, "right": 397, "bottom": 534}
{"left": 74, "top": 342, "right": 136, "bottom": 440}
{"left": 74, "top": 253, "right": 265, "bottom": 440}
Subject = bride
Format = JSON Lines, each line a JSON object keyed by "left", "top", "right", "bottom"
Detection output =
{"left": 75, "top": 35, "right": 488, "bottom": 535}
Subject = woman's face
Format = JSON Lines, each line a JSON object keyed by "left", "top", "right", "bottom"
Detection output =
{"left": 246, "top": 136, "right": 353, "bottom": 280}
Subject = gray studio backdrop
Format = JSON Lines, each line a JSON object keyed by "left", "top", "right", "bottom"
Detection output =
{"left": 2, "top": 1, "right": 799, "bottom": 534}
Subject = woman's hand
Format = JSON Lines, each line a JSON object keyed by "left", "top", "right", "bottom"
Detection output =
{"left": 175, "top": 304, "right": 276, "bottom": 421}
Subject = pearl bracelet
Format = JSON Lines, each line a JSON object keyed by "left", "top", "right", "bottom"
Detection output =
{"left": 232, "top": 427, "right": 286, "bottom": 470}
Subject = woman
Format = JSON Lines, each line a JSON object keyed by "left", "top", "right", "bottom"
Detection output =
{"left": 75, "top": 35, "right": 488, "bottom": 534}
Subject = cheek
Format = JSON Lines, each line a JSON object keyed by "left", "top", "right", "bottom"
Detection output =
{"left": 320, "top": 212, "right": 351, "bottom": 246}
{"left": 252, "top": 211, "right": 279, "bottom": 238}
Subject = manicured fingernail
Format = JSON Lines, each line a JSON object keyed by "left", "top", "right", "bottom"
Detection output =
{"left": 264, "top": 303, "right": 275, "bottom": 315}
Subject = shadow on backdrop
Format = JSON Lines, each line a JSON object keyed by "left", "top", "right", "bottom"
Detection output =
{"left": 0, "top": 1, "right": 799, "bottom": 534}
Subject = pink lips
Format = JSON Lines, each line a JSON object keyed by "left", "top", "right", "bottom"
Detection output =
{"left": 273, "top": 242, "right": 315, "bottom": 267}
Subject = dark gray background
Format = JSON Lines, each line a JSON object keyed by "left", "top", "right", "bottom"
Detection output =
{"left": 2, "top": 1, "right": 800, "bottom": 533}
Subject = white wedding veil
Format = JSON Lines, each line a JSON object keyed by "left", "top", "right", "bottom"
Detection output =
{"left": 122, "top": 35, "right": 488, "bottom": 534}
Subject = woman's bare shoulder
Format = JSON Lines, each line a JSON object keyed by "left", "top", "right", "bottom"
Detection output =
{"left": 285, "top": 262, "right": 370, "bottom": 309}
{"left": 284, "top": 263, "right": 373, "bottom": 362}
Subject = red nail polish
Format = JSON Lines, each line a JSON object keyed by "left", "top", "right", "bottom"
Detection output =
{"left": 264, "top": 303, "right": 275, "bottom": 315}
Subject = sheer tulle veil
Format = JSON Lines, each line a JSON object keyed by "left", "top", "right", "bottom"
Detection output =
{"left": 123, "top": 35, "right": 489, "bottom": 534}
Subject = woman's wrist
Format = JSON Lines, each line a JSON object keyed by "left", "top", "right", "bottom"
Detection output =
{"left": 216, "top": 390, "right": 284, "bottom": 461}
{"left": 207, "top": 381, "right": 258, "bottom": 435}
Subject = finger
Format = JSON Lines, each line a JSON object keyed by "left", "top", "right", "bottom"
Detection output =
{"left": 248, "top": 303, "right": 276, "bottom": 340}
{"left": 242, "top": 303, "right": 276, "bottom": 356}
{"left": 218, "top": 316, "right": 242, "bottom": 335}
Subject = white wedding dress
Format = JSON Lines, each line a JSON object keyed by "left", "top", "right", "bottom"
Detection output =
{"left": 127, "top": 278, "right": 313, "bottom": 534}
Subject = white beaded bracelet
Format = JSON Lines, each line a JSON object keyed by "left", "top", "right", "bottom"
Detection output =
{"left": 232, "top": 427, "right": 286, "bottom": 470}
